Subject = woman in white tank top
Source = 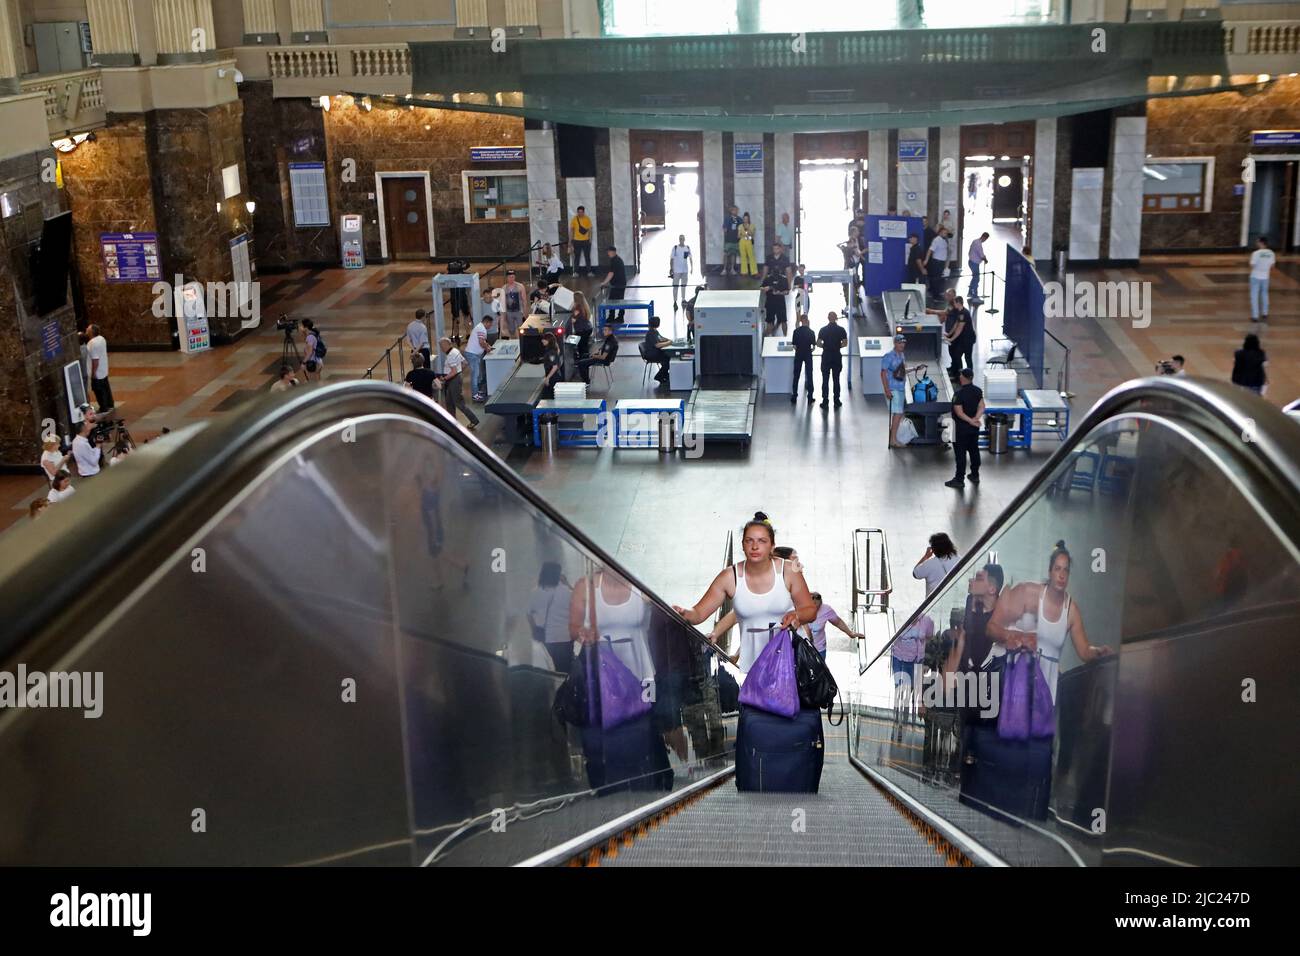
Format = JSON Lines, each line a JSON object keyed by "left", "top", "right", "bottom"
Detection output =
{"left": 672, "top": 512, "right": 817, "bottom": 672}
{"left": 569, "top": 572, "right": 656, "bottom": 684}
{"left": 986, "top": 540, "right": 1111, "bottom": 703}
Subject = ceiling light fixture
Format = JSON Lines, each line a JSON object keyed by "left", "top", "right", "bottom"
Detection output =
{"left": 246, "top": 200, "right": 256, "bottom": 214}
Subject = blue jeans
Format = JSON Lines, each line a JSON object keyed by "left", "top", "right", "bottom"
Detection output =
{"left": 466, "top": 352, "right": 485, "bottom": 396}
{"left": 968, "top": 261, "right": 981, "bottom": 298}
{"left": 1250, "top": 276, "right": 1269, "bottom": 319}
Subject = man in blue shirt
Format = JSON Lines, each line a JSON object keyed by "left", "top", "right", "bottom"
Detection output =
{"left": 881, "top": 334, "right": 909, "bottom": 447}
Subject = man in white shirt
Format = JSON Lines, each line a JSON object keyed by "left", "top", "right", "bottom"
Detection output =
{"left": 967, "top": 231, "right": 989, "bottom": 300}
{"left": 669, "top": 234, "right": 693, "bottom": 309}
{"left": 1249, "top": 236, "right": 1275, "bottom": 323}
{"left": 464, "top": 314, "right": 494, "bottom": 401}
{"left": 925, "top": 228, "right": 950, "bottom": 301}
{"left": 434, "top": 337, "right": 479, "bottom": 429}
{"left": 775, "top": 212, "right": 793, "bottom": 258}
{"left": 406, "top": 309, "right": 431, "bottom": 364}
{"left": 85, "top": 325, "right": 114, "bottom": 412}
{"left": 71, "top": 420, "right": 101, "bottom": 478}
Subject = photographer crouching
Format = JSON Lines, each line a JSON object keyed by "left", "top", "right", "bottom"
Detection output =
{"left": 1155, "top": 355, "right": 1186, "bottom": 377}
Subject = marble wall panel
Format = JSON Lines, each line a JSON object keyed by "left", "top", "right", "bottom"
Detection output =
{"left": 322, "top": 105, "right": 529, "bottom": 260}
{"left": 1145, "top": 75, "right": 1300, "bottom": 250}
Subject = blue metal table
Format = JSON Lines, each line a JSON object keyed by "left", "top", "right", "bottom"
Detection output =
{"left": 598, "top": 299, "right": 654, "bottom": 335}
{"left": 613, "top": 398, "right": 684, "bottom": 449}
{"left": 532, "top": 398, "right": 608, "bottom": 448}
{"left": 1022, "top": 389, "right": 1070, "bottom": 443}
{"left": 979, "top": 400, "right": 1031, "bottom": 450}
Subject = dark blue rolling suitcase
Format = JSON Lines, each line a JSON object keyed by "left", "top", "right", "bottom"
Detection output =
{"left": 735, "top": 704, "right": 825, "bottom": 792}
{"left": 958, "top": 723, "right": 1052, "bottom": 824}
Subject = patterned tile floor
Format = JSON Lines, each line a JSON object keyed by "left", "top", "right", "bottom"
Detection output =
{"left": 2, "top": 252, "right": 1295, "bottom": 537}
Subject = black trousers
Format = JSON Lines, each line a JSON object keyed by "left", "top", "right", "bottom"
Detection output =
{"left": 792, "top": 353, "right": 813, "bottom": 397}
{"left": 947, "top": 340, "right": 973, "bottom": 378}
{"left": 649, "top": 350, "right": 670, "bottom": 381}
{"left": 91, "top": 376, "right": 114, "bottom": 411}
{"left": 573, "top": 241, "right": 591, "bottom": 274}
{"left": 821, "top": 360, "right": 842, "bottom": 402}
{"left": 576, "top": 357, "right": 611, "bottom": 384}
{"left": 953, "top": 428, "right": 981, "bottom": 479}
{"left": 927, "top": 259, "right": 947, "bottom": 298}
{"left": 765, "top": 299, "right": 786, "bottom": 334}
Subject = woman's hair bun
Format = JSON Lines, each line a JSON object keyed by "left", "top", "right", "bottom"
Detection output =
{"left": 1054, "top": 539, "right": 1067, "bottom": 550}
{"left": 753, "top": 511, "right": 769, "bottom": 522}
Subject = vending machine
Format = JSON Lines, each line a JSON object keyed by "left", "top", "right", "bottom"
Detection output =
{"left": 340, "top": 214, "right": 364, "bottom": 269}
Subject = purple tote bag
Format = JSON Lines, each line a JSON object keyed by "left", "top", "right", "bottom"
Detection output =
{"left": 997, "top": 650, "right": 1055, "bottom": 740}
{"left": 593, "top": 639, "right": 653, "bottom": 729}
{"left": 738, "top": 627, "right": 800, "bottom": 718}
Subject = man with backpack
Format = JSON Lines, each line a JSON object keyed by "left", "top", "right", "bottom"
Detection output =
{"left": 881, "top": 334, "right": 909, "bottom": 448}
{"left": 301, "top": 319, "right": 326, "bottom": 381}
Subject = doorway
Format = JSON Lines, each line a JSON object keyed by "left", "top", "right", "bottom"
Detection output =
{"left": 377, "top": 173, "right": 435, "bottom": 260}
{"left": 798, "top": 160, "right": 862, "bottom": 270}
{"left": 636, "top": 161, "right": 701, "bottom": 331}
{"left": 1246, "top": 158, "right": 1299, "bottom": 252}
{"left": 961, "top": 157, "right": 1032, "bottom": 276}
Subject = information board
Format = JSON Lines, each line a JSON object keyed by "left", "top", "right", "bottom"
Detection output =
{"left": 100, "top": 232, "right": 161, "bottom": 283}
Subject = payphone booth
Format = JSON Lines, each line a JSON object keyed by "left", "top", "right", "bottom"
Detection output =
{"left": 340, "top": 214, "right": 364, "bottom": 269}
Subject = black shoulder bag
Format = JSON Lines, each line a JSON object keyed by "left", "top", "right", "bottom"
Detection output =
{"left": 791, "top": 626, "right": 843, "bottom": 725}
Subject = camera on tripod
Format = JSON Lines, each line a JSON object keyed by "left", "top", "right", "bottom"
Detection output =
{"left": 275, "top": 315, "right": 298, "bottom": 333}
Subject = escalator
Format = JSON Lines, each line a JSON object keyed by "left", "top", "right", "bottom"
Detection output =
{"left": 0, "top": 377, "right": 1297, "bottom": 866}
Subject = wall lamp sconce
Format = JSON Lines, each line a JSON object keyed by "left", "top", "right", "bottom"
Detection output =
{"left": 246, "top": 200, "right": 256, "bottom": 214}
{"left": 52, "top": 131, "right": 96, "bottom": 154}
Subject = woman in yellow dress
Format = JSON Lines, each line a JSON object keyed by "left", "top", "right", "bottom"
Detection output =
{"left": 738, "top": 212, "right": 757, "bottom": 277}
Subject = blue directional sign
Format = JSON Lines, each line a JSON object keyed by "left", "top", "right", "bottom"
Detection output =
{"left": 734, "top": 143, "right": 763, "bottom": 174}
{"left": 1252, "top": 130, "right": 1300, "bottom": 147}
{"left": 898, "top": 139, "right": 928, "bottom": 160}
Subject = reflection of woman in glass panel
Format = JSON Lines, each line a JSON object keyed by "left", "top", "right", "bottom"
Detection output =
{"left": 986, "top": 540, "right": 1110, "bottom": 703}
{"left": 570, "top": 570, "right": 656, "bottom": 685}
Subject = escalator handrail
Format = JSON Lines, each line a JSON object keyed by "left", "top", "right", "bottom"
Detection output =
{"left": 0, "top": 381, "right": 734, "bottom": 664}
{"left": 861, "top": 374, "right": 1300, "bottom": 674}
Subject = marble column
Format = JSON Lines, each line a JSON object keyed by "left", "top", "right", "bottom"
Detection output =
{"left": 0, "top": 0, "right": 23, "bottom": 94}
{"left": 290, "top": 0, "right": 325, "bottom": 42}
{"left": 87, "top": 0, "right": 141, "bottom": 65}
{"left": 241, "top": 0, "right": 278, "bottom": 44}
{"left": 703, "top": 131, "right": 723, "bottom": 269}
{"left": 938, "top": 124, "right": 960, "bottom": 242}
{"left": 153, "top": 0, "right": 217, "bottom": 62}
{"left": 896, "top": 126, "right": 929, "bottom": 217}
{"left": 867, "top": 130, "right": 889, "bottom": 215}
{"left": 732, "top": 134, "right": 765, "bottom": 267}
{"left": 609, "top": 128, "right": 635, "bottom": 268}
{"left": 1069, "top": 167, "right": 1105, "bottom": 261}
{"left": 1108, "top": 115, "right": 1146, "bottom": 262}
{"left": 1032, "top": 118, "right": 1057, "bottom": 262}
{"left": 774, "top": 132, "right": 795, "bottom": 254}
{"left": 525, "top": 126, "right": 560, "bottom": 249}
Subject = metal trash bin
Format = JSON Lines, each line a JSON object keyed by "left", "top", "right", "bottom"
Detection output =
{"left": 657, "top": 412, "right": 678, "bottom": 454}
{"left": 539, "top": 414, "right": 559, "bottom": 455}
{"left": 987, "top": 413, "right": 1010, "bottom": 455}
